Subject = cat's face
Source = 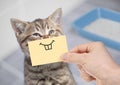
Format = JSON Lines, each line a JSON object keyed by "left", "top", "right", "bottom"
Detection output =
{"left": 11, "top": 8, "right": 63, "bottom": 57}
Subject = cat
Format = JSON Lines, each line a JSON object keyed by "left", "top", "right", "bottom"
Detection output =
{"left": 10, "top": 8, "right": 76, "bottom": 85}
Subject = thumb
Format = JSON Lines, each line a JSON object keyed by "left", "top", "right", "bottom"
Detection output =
{"left": 61, "top": 52, "right": 87, "bottom": 65}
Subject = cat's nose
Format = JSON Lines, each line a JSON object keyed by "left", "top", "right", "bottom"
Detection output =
{"left": 43, "top": 35, "right": 49, "bottom": 39}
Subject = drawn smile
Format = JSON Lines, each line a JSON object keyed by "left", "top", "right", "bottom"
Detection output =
{"left": 39, "top": 40, "right": 55, "bottom": 51}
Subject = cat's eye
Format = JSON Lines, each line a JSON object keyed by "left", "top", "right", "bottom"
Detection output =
{"left": 49, "top": 30, "right": 55, "bottom": 35}
{"left": 33, "top": 33, "right": 42, "bottom": 37}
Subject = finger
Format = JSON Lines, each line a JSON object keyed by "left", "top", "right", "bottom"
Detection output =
{"left": 80, "top": 68, "right": 95, "bottom": 82}
{"left": 96, "top": 80, "right": 103, "bottom": 85}
{"left": 70, "top": 43, "right": 92, "bottom": 53}
{"left": 77, "top": 64, "right": 82, "bottom": 69}
{"left": 61, "top": 53, "right": 87, "bottom": 65}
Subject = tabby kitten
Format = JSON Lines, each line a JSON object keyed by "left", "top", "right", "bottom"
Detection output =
{"left": 10, "top": 8, "right": 76, "bottom": 85}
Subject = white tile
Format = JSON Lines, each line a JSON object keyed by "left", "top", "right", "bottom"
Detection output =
{"left": 0, "top": 0, "right": 17, "bottom": 12}
{"left": 18, "top": 0, "right": 84, "bottom": 20}
{"left": 0, "top": 67, "right": 18, "bottom": 85}
{"left": 0, "top": 7, "right": 20, "bottom": 60}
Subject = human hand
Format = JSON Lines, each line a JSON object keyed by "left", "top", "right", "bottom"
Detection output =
{"left": 61, "top": 42, "right": 120, "bottom": 85}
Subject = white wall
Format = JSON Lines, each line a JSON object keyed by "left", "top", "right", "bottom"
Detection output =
{"left": 0, "top": 0, "right": 84, "bottom": 60}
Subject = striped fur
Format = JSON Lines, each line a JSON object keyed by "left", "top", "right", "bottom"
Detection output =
{"left": 11, "top": 8, "right": 76, "bottom": 85}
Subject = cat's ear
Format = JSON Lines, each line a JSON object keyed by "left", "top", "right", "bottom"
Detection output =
{"left": 48, "top": 8, "right": 62, "bottom": 25}
{"left": 10, "top": 18, "right": 27, "bottom": 34}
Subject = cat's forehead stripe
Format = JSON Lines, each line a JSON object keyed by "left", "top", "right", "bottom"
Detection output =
{"left": 34, "top": 22, "right": 41, "bottom": 31}
{"left": 34, "top": 20, "right": 49, "bottom": 34}
{"left": 34, "top": 19, "right": 46, "bottom": 29}
{"left": 34, "top": 21, "right": 45, "bottom": 34}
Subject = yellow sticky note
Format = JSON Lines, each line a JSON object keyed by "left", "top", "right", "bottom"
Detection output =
{"left": 28, "top": 35, "right": 68, "bottom": 66}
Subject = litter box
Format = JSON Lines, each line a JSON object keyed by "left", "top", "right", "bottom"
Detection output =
{"left": 72, "top": 8, "right": 120, "bottom": 50}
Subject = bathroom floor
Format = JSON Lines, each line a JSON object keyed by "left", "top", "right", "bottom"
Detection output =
{"left": 0, "top": 0, "right": 120, "bottom": 85}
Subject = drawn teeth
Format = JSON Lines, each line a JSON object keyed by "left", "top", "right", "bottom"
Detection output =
{"left": 39, "top": 40, "right": 55, "bottom": 51}
{"left": 44, "top": 45, "right": 52, "bottom": 50}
